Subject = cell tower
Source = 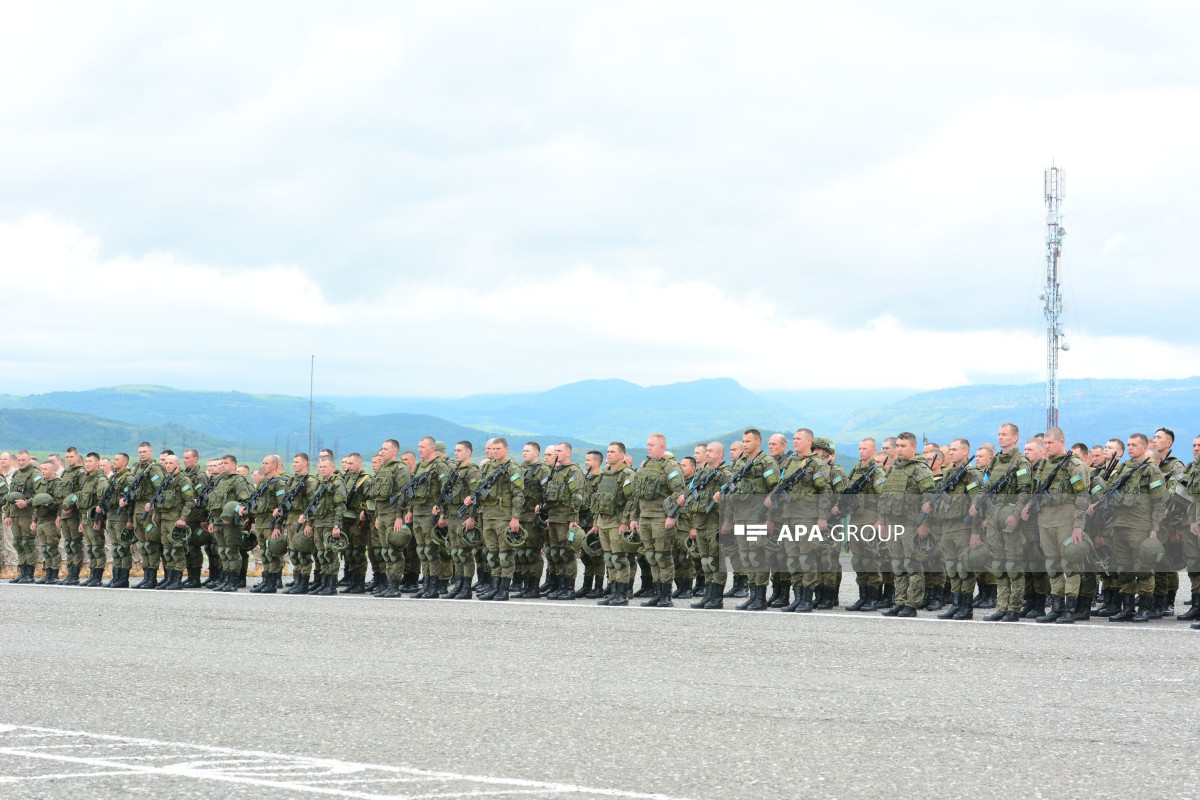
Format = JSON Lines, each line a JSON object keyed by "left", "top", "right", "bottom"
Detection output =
{"left": 1041, "top": 166, "right": 1068, "bottom": 428}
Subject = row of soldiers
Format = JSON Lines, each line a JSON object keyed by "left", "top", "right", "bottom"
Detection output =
{"left": 4, "top": 424, "right": 1198, "bottom": 627}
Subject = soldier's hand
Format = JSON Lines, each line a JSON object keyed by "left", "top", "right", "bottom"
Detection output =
{"left": 1093, "top": 535, "right": 1104, "bottom": 548}
{"left": 118, "top": 498, "right": 126, "bottom": 508}
{"left": 272, "top": 508, "right": 281, "bottom": 518}
{"left": 297, "top": 514, "right": 307, "bottom": 524}
{"left": 618, "top": 523, "right": 628, "bottom": 534}
{"left": 15, "top": 498, "right": 27, "bottom": 509}
{"left": 764, "top": 497, "right": 773, "bottom": 509}
{"left": 534, "top": 504, "right": 542, "bottom": 514}
{"left": 589, "top": 525, "right": 598, "bottom": 535}
{"left": 463, "top": 496, "right": 474, "bottom": 507}
{"left": 629, "top": 520, "right": 640, "bottom": 533}
{"left": 712, "top": 491, "right": 722, "bottom": 504}
{"left": 1192, "top": 523, "right": 1200, "bottom": 537}
{"left": 270, "top": 530, "right": 281, "bottom": 539}
{"left": 689, "top": 528, "right": 698, "bottom": 540}
{"left": 404, "top": 511, "right": 412, "bottom": 524}
{"left": 816, "top": 518, "right": 828, "bottom": 532}
{"left": 437, "top": 516, "right": 447, "bottom": 529}
{"left": 359, "top": 510, "right": 367, "bottom": 522}
{"left": 92, "top": 522, "right": 100, "bottom": 531}
{"left": 56, "top": 516, "right": 61, "bottom": 525}
{"left": 917, "top": 524, "right": 928, "bottom": 539}
{"left": 1, "top": 517, "right": 9, "bottom": 527}
{"left": 125, "top": 522, "right": 134, "bottom": 530}
{"left": 1004, "top": 515, "right": 1018, "bottom": 532}
{"left": 463, "top": 517, "right": 475, "bottom": 531}
{"left": 144, "top": 502, "right": 152, "bottom": 513}
{"left": 509, "top": 517, "right": 520, "bottom": 532}
{"left": 969, "top": 533, "right": 982, "bottom": 549}
{"left": 94, "top": 506, "right": 102, "bottom": 514}
{"left": 393, "top": 518, "right": 403, "bottom": 533}
{"left": 664, "top": 517, "right": 676, "bottom": 529}
{"left": 830, "top": 505, "right": 840, "bottom": 516}
{"left": 1020, "top": 506, "right": 1030, "bottom": 522}
{"left": 720, "top": 523, "right": 732, "bottom": 535}
{"left": 1085, "top": 503, "right": 1095, "bottom": 517}
{"left": 1149, "top": 529, "right": 1158, "bottom": 540}
{"left": 304, "top": 525, "right": 313, "bottom": 536}
{"left": 175, "top": 520, "right": 186, "bottom": 528}
{"left": 332, "top": 527, "right": 341, "bottom": 538}
{"left": 30, "top": 521, "right": 36, "bottom": 532}
{"left": 921, "top": 502, "right": 932, "bottom": 514}
{"left": 77, "top": 524, "right": 83, "bottom": 533}
{"left": 676, "top": 494, "right": 685, "bottom": 507}
{"left": 968, "top": 505, "right": 978, "bottom": 518}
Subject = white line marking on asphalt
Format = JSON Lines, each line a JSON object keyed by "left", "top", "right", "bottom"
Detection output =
{"left": 3, "top": 581, "right": 1193, "bottom": 634}
{"left": 0, "top": 726, "right": 695, "bottom": 800}
{"left": 0, "top": 769, "right": 160, "bottom": 782}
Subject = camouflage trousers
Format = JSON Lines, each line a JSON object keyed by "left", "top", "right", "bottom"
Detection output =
{"left": 846, "top": 513, "right": 883, "bottom": 588}
{"left": 671, "top": 526, "right": 694, "bottom": 580}
{"left": 518, "top": 521, "right": 545, "bottom": 584}
{"left": 598, "top": 524, "right": 630, "bottom": 583}
{"left": 135, "top": 513, "right": 163, "bottom": 573}
{"left": 694, "top": 522, "right": 723, "bottom": 589}
{"left": 1110, "top": 525, "right": 1154, "bottom": 596}
{"left": 1183, "top": 529, "right": 1200, "bottom": 594}
{"left": 339, "top": 517, "right": 368, "bottom": 579}
{"left": 637, "top": 513, "right": 673, "bottom": 583}
{"left": 107, "top": 517, "right": 133, "bottom": 570}
{"left": 987, "top": 507, "right": 1026, "bottom": 613}
{"left": 158, "top": 514, "right": 188, "bottom": 572}
{"left": 35, "top": 519, "right": 62, "bottom": 573}
{"left": 447, "top": 522, "right": 476, "bottom": 581}
{"left": 545, "top": 520, "right": 578, "bottom": 581}
{"left": 60, "top": 511, "right": 84, "bottom": 569}
{"left": 313, "top": 524, "right": 342, "bottom": 576}
{"left": 940, "top": 526, "right": 977, "bottom": 595}
{"left": 84, "top": 515, "right": 107, "bottom": 574}
{"left": 212, "top": 521, "right": 243, "bottom": 574}
{"left": 411, "top": 506, "right": 443, "bottom": 578}
{"left": 480, "top": 511, "right": 516, "bottom": 579}
{"left": 783, "top": 518, "right": 825, "bottom": 590}
{"left": 1038, "top": 521, "right": 1078, "bottom": 598}
{"left": 11, "top": 511, "right": 35, "bottom": 567}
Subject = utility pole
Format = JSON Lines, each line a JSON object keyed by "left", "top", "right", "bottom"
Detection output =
{"left": 308, "top": 355, "right": 315, "bottom": 459}
{"left": 1041, "top": 166, "right": 1068, "bottom": 428}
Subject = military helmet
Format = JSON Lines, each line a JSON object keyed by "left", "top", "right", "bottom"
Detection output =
{"left": 169, "top": 525, "right": 191, "bottom": 546}
{"left": 118, "top": 527, "right": 138, "bottom": 545}
{"left": 581, "top": 531, "right": 603, "bottom": 558}
{"left": 61, "top": 493, "right": 79, "bottom": 512}
{"left": 505, "top": 525, "right": 529, "bottom": 548}
{"left": 191, "top": 527, "right": 213, "bottom": 547}
{"left": 1061, "top": 536, "right": 1093, "bottom": 569}
{"left": 5, "top": 491, "right": 25, "bottom": 503}
{"left": 434, "top": 441, "right": 447, "bottom": 454}
{"left": 386, "top": 525, "right": 413, "bottom": 551}
{"left": 220, "top": 501, "right": 241, "bottom": 522}
{"left": 31, "top": 492, "right": 54, "bottom": 508}
{"left": 965, "top": 544, "right": 991, "bottom": 573}
{"left": 265, "top": 532, "right": 289, "bottom": 557}
{"left": 1137, "top": 536, "right": 1165, "bottom": 570}
{"left": 461, "top": 526, "right": 482, "bottom": 548}
{"left": 1091, "top": 542, "right": 1114, "bottom": 573}
{"left": 329, "top": 532, "right": 349, "bottom": 551}
{"left": 912, "top": 533, "right": 939, "bottom": 566}
{"left": 620, "top": 528, "right": 644, "bottom": 555}
{"left": 813, "top": 437, "right": 836, "bottom": 454}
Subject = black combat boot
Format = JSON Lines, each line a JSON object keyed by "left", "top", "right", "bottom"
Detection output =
{"left": 1178, "top": 594, "right": 1200, "bottom": 621}
{"left": 1054, "top": 595, "right": 1077, "bottom": 624}
{"left": 1037, "top": 595, "right": 1064, "bottom": 623}
{"left": 846, "top": 585, "right": 868, "bottom": 611}
{"left": 742, "top": 584, "right": 765, "bottom": 611}
{"left": 732, "top": 575, "right": 750, "bottom": 598}
{"left": 112, "top": 567, "right": 130, "bottom": 588}
{"left": 1149, "top": 594, "right": 1165, "bottom": 620}
{"left": 1021, "top": 593, "right": 1045, "bottom": 619}
{"left": 1070, "top": 595, "right": 1091, "bottom": 621}
{"left": 378, "top": 578, "right": 400, "bottom": 598}
{"left": 633, "top": 574, "right": 654, "bottom": 598}
{"left": 861, "top": 586, "right": 881, "bottom": 612}
{"left": 182, "top": 568, "right": 201, "bottom": 588}
{"left": 238, "top": 561, "right": 249, "bottom": 588}
{"left": 454, "top": 575, "right": 473, "bottom": 599}
{"left": 926, "top": 588, "right": 944, "bottom": 612}
{"left": 1109, "top": 593, "right": 1136, "bottom": 622}
{"left": 305, "top": 570, "right": 322, "bottom": 594}
{"left": 285, "top": 573, "right": 307, "bottom": 595}
{"left": 795, "top": 586, "right": 815, "bottom": 613}
{"left": 609, "top": 581, "right": 630, "bottom": 606}
{"left": 881, "top": 594, "right": 904, "bottom": 616}
{"left": 201, "top": 568, "right": 219, "bottom": 587}
{"left": 982, "top": 603, "right": 1006, "bottom": 621}
{"left": 1162, "top": 592, "right": 1176, "bottom": 617}
{"left": 641, "top": 580, "right": 663, "bottom": 607}
{"left": 701, "top": 581, "right": 723, "bottom": 609}
{"left": 38, "top": 567, "right": 58, "bottom": 585}
{"left": 878, "top": 583, "right": 894, "bottom": 608}
{"left": 723, "top": 575, "right": 742, "bottom": 598}
{"left": 816, "top": 586, "right": 836, "bottom": 610}
{"left": 897, "top": 604, "right": 917, "bottom": 617}
{"left": 207, "top": 569, "right": 225, "bottom": 591}
{"left": 251, "top": 569, "right": 268, "bottom": 592}
{"left": 341, "top": 575, "right": 364, "bottom": 594}
{"left": 130, "top": 568, "right": 150, "bottom": 589}
{"left": 62, "top": 566, "right": 80, "bottom": 586}
{"left": 587, "top": 578, "right": 606, "bottom": 599}
{"left": 692, "top": 575, "right": 706, "bottom": 597}
{"left": 559, "top": 576, "right": 579, "bottom": 600}
{"left": 971, "top": 585, "right": 987, "bottom": 608}
{"left": 140, "top": 571, "right": 156, "bottom": 589}
{"left": 317, "top": 574, "right": 336, "bottom": 596}
{"left": 1095, "top": 590, "right": 1121, "bottom": 617}
{"left": 400, "top": 573, "right": 419, "bottom": 593}
{"left": 1131, "top": 594, "right": 1153, "bottom": 623}
{"left": 953, "top": 593, "right": 974, "bottom": 620}
{"left": 476, "top": 575, "right": 498, "bottom": 600}
{"left": 1000, "top": 609, "right": 1020, "bottom": 622}
{"left": 83, "top": 568, "right": 103, "bottom": 587}
{"left": 781, "top": 585, "right": 805, "bottom": 613}
{"left": 260, "top": 571, "right": 279, "bottom": 594}
{"left": 155, "top": 569, "right": 171, "bottom": 590}
{"left": 338, "top": 569, "right": 351, "bottom": 587}
{"left": 672, "top": 578, "right": 693, "bottom": 600}
{"left": 656, "top": 581, "right": 673, "bottom": 608}
{"left": 938, "top": 592, "right": 962, "bottom": 619}
{"left": 983, "top": 584, "right": 998, "bottom": 608}
{"left": 492, "top": 576, "right": 510, "bottom": 601}
{"left": 444, "top": 576, "right": 463, "bottom": 598}
{"left": 689, "top": 582, "right": 714, "bottom": 609}
{"left": 764, "top": 579, "right": 784, "bottom": 607}
{"left": 219, "top": 570, "right": 238, "bottom": 592}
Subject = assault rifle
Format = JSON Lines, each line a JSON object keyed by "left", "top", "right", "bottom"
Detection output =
{"left": 1026, "top": 453, "right": 1075, "bottom": 518}
{"left": 122, "top": 468, "right": 151, "bottom": 512}
{"left": 457, "top": 462, "right": 511, "bottom": 519}
{"left": 966, "top": 463, "right": 1020, "bottom": 522}
{"left": 141, "top": 472, "right": 177, "bottom": 524}
{"left": 94, "top": 478, "right": 119, "bottom": 530}
{"left": 755, "top": 458, "right": 814, "bottom": 521}
{"left": 706, "top": 455, "right": 761, "bottom": 514}
{"left": 916, "top": 454, "right": 977, "bottom": 526}
{"left": 390, "top": 467, "right": 436, "bottom": 507}
{"left": 433, "top": 465, "right": 462, "bottom": 524}
{"left": 535, "top": 457, "right": 562, "bottom": 530}
{"left": 272, "top": 477, "right": 309, "bottom": 532}
{"left": 236, "top": 475, "right": 285, "bottom": 529}
{"left": 296, "top": 481, "right": 333, "bottom": 532}
{"left": 832, "top": 465, "right": 878, "bottom": 516}
{"left": 668, "top": 463, "right": 725, "bottom": 519}
{"left": 1085, "top": 460, "right": 1151, "bottom": 535}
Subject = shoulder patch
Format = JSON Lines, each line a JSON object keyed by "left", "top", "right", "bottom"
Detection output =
{"left": 763, "top": 469, "right": 774, "bottom": 478}
{"left": 1016, "top": 468, "right": 1028, "bottom": 476}
{"left": 832, "top": 476, "right": 842, "bottom": 485}
{"left": 568, "top": 476, "right": 576, "bottom": 483}
{"left": 183, "top": 484, "right": 191, "bottom": 492}
{"left": 668, "top": 470, "right": 679, "bottom": 479}
{"left": 623, "top": 479, "right": 631, "bottom": 486}
{"left": 966, "top": 482, "right": 977, "bottom": 491}
{"left": 151, "top": 474, "right": 160, "bottom": 483}
{"left": 1150, "top": 480, "right": 1162, "bottom": 489}
{"left": 510, "top": 472, "right": 520, "bottom": 482}
{"left": 1091, "top": 485, "right": 1103, "bottom": 494}
{"left": 1070, "top": 475, "right": 1082, "bottom": 484}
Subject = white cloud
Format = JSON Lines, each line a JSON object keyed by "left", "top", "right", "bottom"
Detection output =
{"left": 5, "top": 215, "right": 1199, "bottom": 397}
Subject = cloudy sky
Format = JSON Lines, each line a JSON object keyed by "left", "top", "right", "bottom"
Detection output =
{"left": 4, "top": 1, "right": 1199, "bottom": 398}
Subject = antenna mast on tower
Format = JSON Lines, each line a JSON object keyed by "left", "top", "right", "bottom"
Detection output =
{"left": 1041, "top": 166, "right": 1068, "bottom": 428}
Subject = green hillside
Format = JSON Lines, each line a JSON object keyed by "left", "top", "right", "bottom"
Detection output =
{"left": 0, "top": 409, "right": 246, "bottom": 458}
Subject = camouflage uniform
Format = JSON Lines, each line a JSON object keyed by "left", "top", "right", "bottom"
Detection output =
{"left": 340, "top": 469, "right": 373, "bottom": 592}
{"left": 182, "top": 464, "right": 213, "bottom": 585}
{"left": 58, "top": 463, "right": 87, "bottom": 579}
{"left": 1027, "top": 452, "right": 1090, "bottom": 621}
{"left": 591, "top": 462, "right": 636, "bottom": 605}
{"left": 722, "top": 451, "right": 780, "bottom": 611}
{"left": 819, "top": 457, "right": 847, "bottom": 603}
{"left": 5, "top": 465, "right": 40, "bottom": 573}
{"left": 127, "top": 458, "right": 167, "bottom": 585}
{"left": 628, "top": 454, "right": 687, "bottom": 607}
{"left": 104, "top": 467, "right": 134, "bottom": 585}
{"left": 681, "top": 461, "right": 731, "bottom": 609}
{"left": 205, "top": 471, "right": 251, "bottom": 591}
{"left": 309, "top": 473, "right": 348, "bottom": 594}
{"left": 541, "top": 461, "right": 586, "bottom": 599}
{"left": 471, "top": 458, "right": 523, "bottom": 600}
{"left": 151, "top": 470, "right": 194, "bottom": 589}
{"left": 772, "top": 451, "right": 830, "bottom": 610}
{"left": 518, "top": 461, "right": 550, "bottom": 594}
{"left": 981, "top": 448, "right": 1033, "bottom": 616}
{"left": 577, "top": 470, "right": 604, "bottom": 596}
{"left": 1104, "top": 456, "right": 1166, "bottom": 620}
{"left": 408, "top": 457, "right": 451, "bottom": 597}
{"left": 441, "top": 459, "right": 481, "bottom": 599}
{"left": 1155, "top": 454, "right": 1186, "bottom": 609}
{"left": 282, "top": 471, "right": 320, "bottom": 594}
{"left": 33, "top": 477, "right": 65, "bottom": 582}
{"left": 841, "top": 460, "right": 884, "bottom": 609}
{"left": 78, "top": 468, "right": 110, "bottom": 584}
{"left": 370, "top": 459, "right": 412, "bottom": 598}
{"left": 927, "top": 461, "right": 984, "bottom": 619}
{"left": 878, "top": 455, "right": 935, "bottom": 615}
{"left": 247, "top": 474, "right": 287, "bottom": 592}
{"left": 1178, "top": 457, "right": 1200, "bottom": 619}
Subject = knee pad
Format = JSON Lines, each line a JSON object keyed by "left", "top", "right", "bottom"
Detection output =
{"left": 700, "top": 556, "right": 714, "bottom": 573}
{"left": 486, "top": 551, "right": 499, "bottom": 570}
{"left": 497, "top": 550, "right": 513, "bottom": 568}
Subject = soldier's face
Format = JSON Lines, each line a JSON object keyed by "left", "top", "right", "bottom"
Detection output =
{"left": 318, "top": 461, "right": 334, "bottom": 478}
{"left": 768, "top": 437, "right": 785, "bottom": 457}
{"left": 455, "top": 444, "right": 470, "bottom": 463}
{"left": 606, "top": 445, "right": 622, "bottom": 467}
{"left": 874, "top": 453, "right": 887, "bottom": 467}
{"left": 1127, "top": 438, "right": 1145, "bottom": 459}
{"left": 585, "top": 453, "right": 600, "bottom": 471}
{"left": 1103, "top": 441, "right": 1123, "bottom": 462}
{"left": 1024, "top": 442, "right": 1043, "bottom": 461}
{"left": 1044, "top": 435, "right": 1065, "bottom": 456}
{"left": 138, "top": 446, "right": 152, "bottom": 462}
{"left": 372, "top": 455, "right": 383, "bottom": 470}
{"left": 0, "top": 455, "right": 10, "bottom": 471}
{"left": 85, "top": 456, "right": 99, "bottom": 473}
{"left": 948, "top": 441, "right": 969, "bottom": 465}
{"left": 40, "top": 463, "right": 55, "bottom": 479}
{"left": 380, "top": 442, "right": 398, "bottom": 460}
{"left": 261, "top": 458, "right": 273, "bottom": 475}
{"left": 544, "top": 448, "right": 557, "bottom": 465}
{"left": 293, "top": 456, "right": 307, "bottom": 473}
{"left": 523, "top": 445, "right": 538, "bottom": 463}
{"left": 1194, "top": 439, "right": 1200, "bottom": 459}
{"left": 114, "top": 456, "right": 129, "bottom": 471}
{"left": 793, "top": 433, "right": 810, "bottom": 454}
{"left": 693, "top": 446, "right": 705, "bottom": 462}
{"left": 646, "top": 438, "right": 665, "bottom": 459}
{"left": 418, "top": 440, "right": 434, "bottom": 461}
{"left": 894, "top": 439, "right": 915, "bottom": 460}
{"left": 1090, "top": 448, "right": 1104, "bottom": 466}
{"left": 976, "top": 450, "right": 992, "bottom": 470}
{"left": 681, "top": 460, "right": 695, "bottom": 479}
{"left": 705, "top": 443, "right": 722, "bottom": 466}
{"left": 492, "top": 444, "right": 508, "bottom": 462}
{"left": 17, "top": 453, "right": 30, "bottom": 468}
{"left": 730, "top": 444, "right": 742, "bottom": 460}
{"left": 1153, "top": 431, "right": 1172, "bottom": 453}
{"left": 223, "top": 458, "right": 236, "bottom": 474}
{"left": 998, "top": 427, "right": 1018, "bottom": 449}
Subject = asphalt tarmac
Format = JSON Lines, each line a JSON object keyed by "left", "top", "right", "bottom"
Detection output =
{"left": 1, "top": 580, "right": 1197, "bottom": 799}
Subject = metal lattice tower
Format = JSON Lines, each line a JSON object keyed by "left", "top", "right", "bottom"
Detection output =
{"left": 1041, "top": 166, "right": 1067, "bottom": 428}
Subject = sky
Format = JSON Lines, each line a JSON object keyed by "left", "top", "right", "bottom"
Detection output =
{"left": 3, "top": 1, "right": 1200, "bottom": 398}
